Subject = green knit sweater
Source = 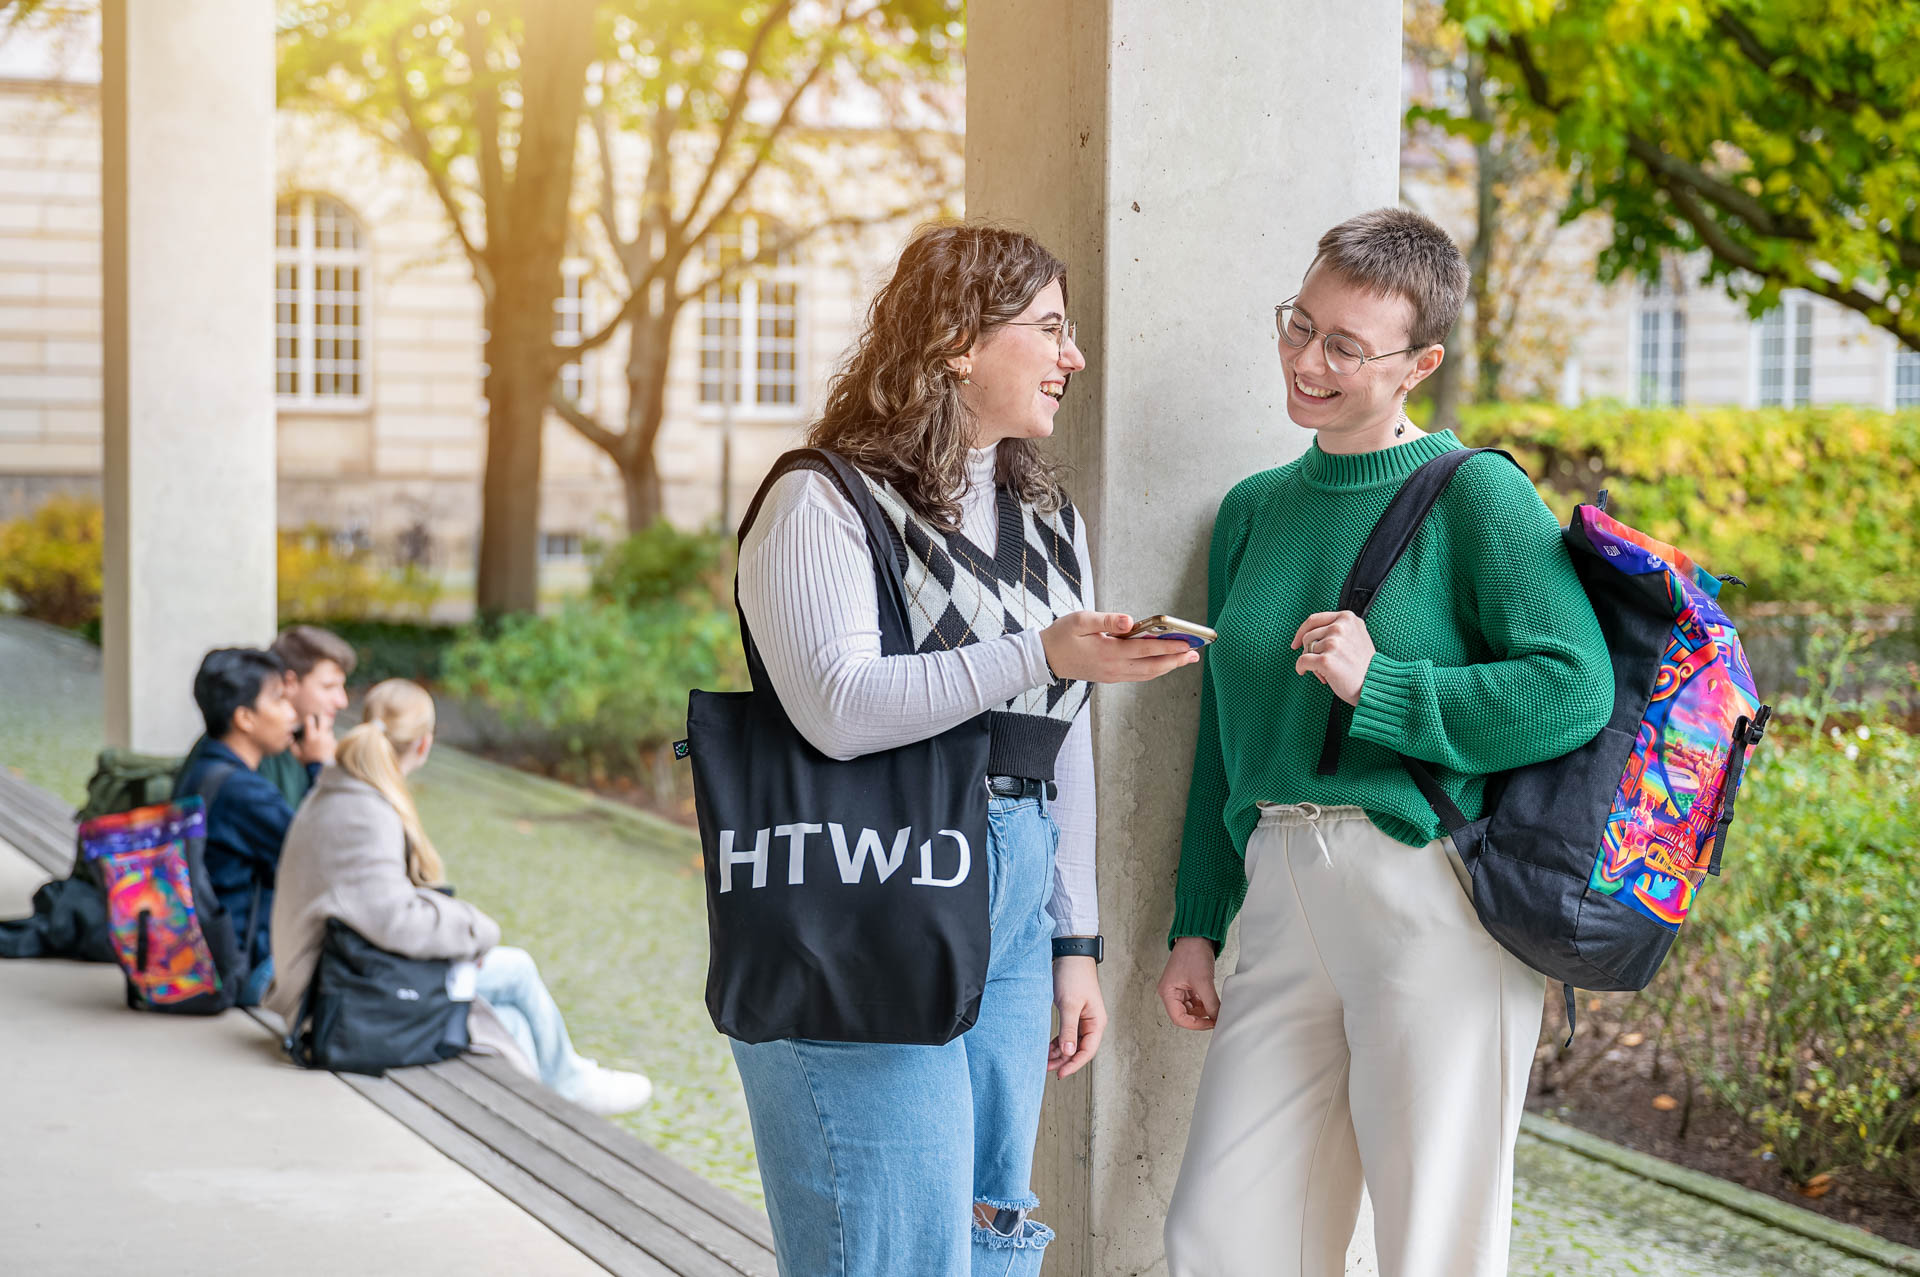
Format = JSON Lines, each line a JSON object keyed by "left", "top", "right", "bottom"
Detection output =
{"left": 1169, "top": 430, "right": 1612, "bottom": 947}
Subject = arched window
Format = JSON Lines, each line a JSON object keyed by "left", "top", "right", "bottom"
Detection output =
{"left": 699, "top": 217, "right": 803, "bottom": 412}
{"left": 276, "top": 194, "right": 369, "bottom": 405}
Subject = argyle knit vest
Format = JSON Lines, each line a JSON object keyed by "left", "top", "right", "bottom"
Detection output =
{"left": 863, "top": 474, "right": 1090, "bottom": 781}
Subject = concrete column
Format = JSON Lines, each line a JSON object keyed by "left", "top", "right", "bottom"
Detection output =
{"left": 967, "top": 4, "right": 1402, "bottom": 1273}
{"left": 101, "top": 0, "right": 277, "bottom": 752}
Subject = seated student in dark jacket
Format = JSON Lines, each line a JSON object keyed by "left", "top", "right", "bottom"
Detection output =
{"left": 177, "top": 625, "right": 353, "bottom": 811}
{"left": 172, "top": 648, "right": 310, "bottom": 1006}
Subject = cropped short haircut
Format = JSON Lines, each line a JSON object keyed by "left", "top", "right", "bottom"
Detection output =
{"left": 271, "top": 624, "right": 358, "bottom": 679}
{"left": 1311, "top": 208, "right": 1469, "bottom": 350}
{"left": 193, "top": 648, "right": 287, "bottom": 739}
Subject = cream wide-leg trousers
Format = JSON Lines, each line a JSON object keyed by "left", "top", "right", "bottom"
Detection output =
{"left": 1164, "top": 803, "right": 1545, "bottom": 1277}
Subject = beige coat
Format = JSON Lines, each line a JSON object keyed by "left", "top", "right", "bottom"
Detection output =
{"left": 264, "top": 765, "right": 534, "bottom": 1075}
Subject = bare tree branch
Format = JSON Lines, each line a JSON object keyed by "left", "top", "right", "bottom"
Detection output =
{"left": 390, "top": 29, "right": 493, "bottom": 297}
{"left": 548, "top": 382, "right": 625, "bottom": 455}
{"left": 591, "top": 106, "right": 626, "bottom": 259}
{"left": 683, "top": 51, "right": 834, "bottom": 251}
{"left": 672, "top": 0, "right": 797, "bottom": 241}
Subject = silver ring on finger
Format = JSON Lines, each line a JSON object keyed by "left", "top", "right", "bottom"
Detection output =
{"left": 1309, "top": 639, "right": 1320, "bottom": 653}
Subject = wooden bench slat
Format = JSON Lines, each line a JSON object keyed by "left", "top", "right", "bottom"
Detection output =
{"left": 386, "top": 1065, "right": 754, "bottom": 1277}
{"left": 340, "top": 1072, "right": 677, "bottom": 1277}
{"left": 456, "top": 1053, "right": 777, "bottom": 1250}
{"left": 436, "top": 1056, "right": 776, "bottom": 1272}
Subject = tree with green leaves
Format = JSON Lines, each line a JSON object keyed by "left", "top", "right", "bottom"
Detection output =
{"left": 1453, "top": 0, "right": 1920, "bottom": 351}
{"left": 279, "top": 1, "right": 959, "bottom": 614}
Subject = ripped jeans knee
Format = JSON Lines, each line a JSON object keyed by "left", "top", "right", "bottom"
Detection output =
{"left": 971, "top": 1195, "right": 1053, "bottom": 1277}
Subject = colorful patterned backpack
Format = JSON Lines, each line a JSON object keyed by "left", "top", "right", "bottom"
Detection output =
{"left": 79, "top": 795, "right": 244, "bottom": 1015}
{"left": 1322, "top": 448, "right": 1771, "bottom": 1032}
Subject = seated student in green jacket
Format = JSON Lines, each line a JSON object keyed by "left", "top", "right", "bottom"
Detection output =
{"left": 258, "top": 625, "right": 355, "bottom": 806}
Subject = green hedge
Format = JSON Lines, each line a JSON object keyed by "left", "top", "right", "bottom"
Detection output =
{"left": 1450, "top": 403, "right": 1920, "bottom": 611}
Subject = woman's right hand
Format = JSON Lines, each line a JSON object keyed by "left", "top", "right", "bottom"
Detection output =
{"left": 1040, "top": 611, "right": 1200, "bottom": 684}
{"left": 1158, "top": 937, "right": 1221, "bottom": 1031}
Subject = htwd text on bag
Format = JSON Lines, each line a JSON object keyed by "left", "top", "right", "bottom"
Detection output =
{"left": 1321, "top": 448, "right": 1771, "bottom": 1014}
{"left": 684, "top": 448, "right": 992, "bottom": 1046}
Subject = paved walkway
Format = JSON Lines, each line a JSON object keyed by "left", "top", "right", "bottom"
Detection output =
{"left": 0, "top": 839, "right": 603, "bottom": 1277}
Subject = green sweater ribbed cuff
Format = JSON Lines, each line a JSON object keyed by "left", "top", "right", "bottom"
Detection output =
{"left": 1352, "top": 653, "right": 1426, "bottom": 748}
{"left": 1168, "top": 891, "right": 1240, "bottom": 950}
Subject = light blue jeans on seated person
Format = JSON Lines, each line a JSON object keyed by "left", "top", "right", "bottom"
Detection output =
{"left": 730, "top": 794, "right": 1060, "bottom": 1277}
{"left": 474, "top": 944, "right": 592, "bottom": 1097}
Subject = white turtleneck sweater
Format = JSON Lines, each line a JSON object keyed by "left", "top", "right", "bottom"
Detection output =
{"left": 737, "top": 445, "right": 1099, "bottom": 939}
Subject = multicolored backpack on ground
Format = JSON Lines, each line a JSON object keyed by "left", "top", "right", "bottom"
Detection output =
{"left": 1323, "top": 448, "right": 1771, "bottom": 1030}
{"left": 80, "top": 796, "right": 243, "bottom": 1015}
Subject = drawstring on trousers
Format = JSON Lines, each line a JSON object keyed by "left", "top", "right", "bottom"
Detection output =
{"left": 1296, "top": 802, "right": 1333, "bottom": 867}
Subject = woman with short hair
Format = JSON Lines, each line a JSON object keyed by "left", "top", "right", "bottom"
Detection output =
{"left": 1157, "top": 208, "right": 1613, "bottom": 1276}
{"left": 732, "top": 222, "right": 1197, "bottom": 1276}
{"left": 267, "top": 679, "right": 653, "bottom": 1116}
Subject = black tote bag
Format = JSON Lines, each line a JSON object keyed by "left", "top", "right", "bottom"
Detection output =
{"left": 687, "top": 448, "right": 993, "bottom": 1046}
{"left": 286, "top": 918, "right": 471, "bottom": 1076}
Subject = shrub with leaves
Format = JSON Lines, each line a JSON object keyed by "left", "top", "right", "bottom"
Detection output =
{"left": 439, "top": 598, "right": 746, "bottom": 782}
{"left": 1455, "top": 403, "right": 1920, "bottom": 612}
{"left": 588, "top": 521, "right": 733, "bottom": 612}
{"left": 277, "top": 526, "right": 441, "bottom": 623}
{"left": 0, "top": 496, "right": 103, "bottom": 629}
{"left": 1659, "top": 637, "right": 1920, "bottom": 1195}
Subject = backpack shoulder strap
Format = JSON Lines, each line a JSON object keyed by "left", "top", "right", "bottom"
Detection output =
{"left": 1315, "top": 447, "right": 1521, "bottom": 779}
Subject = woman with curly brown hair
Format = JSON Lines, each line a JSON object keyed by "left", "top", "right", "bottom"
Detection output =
{"left": 730, "top": 223, "right": 1197, "bottom": 1276}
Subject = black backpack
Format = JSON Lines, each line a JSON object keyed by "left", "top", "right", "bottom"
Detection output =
{"left": 286, "top": 918, "right": 471, "bottom": 1075}
{"left": 1322, "top": 449, "right": 1771, "bottom": 1033}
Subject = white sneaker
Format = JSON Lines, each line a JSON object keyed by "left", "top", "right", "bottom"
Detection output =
{"left": 564, "top": 1061, "right": 654, "bottom": 1116}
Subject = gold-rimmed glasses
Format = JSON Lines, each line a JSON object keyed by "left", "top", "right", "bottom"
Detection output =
{"left": 1275, "top": 298, "right": 1421, "bottom": 377}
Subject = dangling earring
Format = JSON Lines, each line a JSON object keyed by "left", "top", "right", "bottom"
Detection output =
{"left": 1395, "top": 419, "right": 1407, "bottom": 438}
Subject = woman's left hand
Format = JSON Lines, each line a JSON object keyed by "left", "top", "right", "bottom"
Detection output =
{"left": 1292, "top": 610, "right": 1376, "bottom": 706}
{"left": 1049, "top": 955, "right": 1107, "bottom": 1079}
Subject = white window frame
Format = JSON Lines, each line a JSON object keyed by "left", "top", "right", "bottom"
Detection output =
{"left": 554, "top": 257, "right": 594, "bottom": 412}
{"left": 1891, "top": 344, "right": 1920, "bottom": 410}
{"left": 275, "top": 194, "right": 371, "bottom": 411}
{"left": 1752, "top": 296, "right": 1814, "bottom": 408}
{"left": 697, "top": 217, "right": 805, "bottom": 420}
{"left": 1633, "top": 284, "right": 1686, "bottom": 406}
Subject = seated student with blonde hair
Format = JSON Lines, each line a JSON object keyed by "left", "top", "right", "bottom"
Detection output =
{"left": 266, "top": 679, "right": 653, "bottom": 1115}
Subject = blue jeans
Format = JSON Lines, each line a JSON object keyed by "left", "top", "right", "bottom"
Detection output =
{"left": 731, "top": 795, "right": 1061, "bottom": 1277}
{"left": 474, "top": 945, "right": 591, "bottom": 1097}
{"left": 238, "top": 954, "right": 274, "bottom": 1008}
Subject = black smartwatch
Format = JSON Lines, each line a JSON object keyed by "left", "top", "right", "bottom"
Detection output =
{"left": 1051, "top": 935, "right": 1104, "bottom": 963}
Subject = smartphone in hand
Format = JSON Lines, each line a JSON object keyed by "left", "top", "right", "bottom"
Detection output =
{"left": 1120, "top": 615, "right": 1217, "bottom": 648}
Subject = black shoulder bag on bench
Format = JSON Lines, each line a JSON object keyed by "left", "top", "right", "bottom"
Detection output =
{"left": 286, "top": 918, "right": 471, "bottom": 1076}
{"left": 684, "top": 448, "right": 993, "bottom": 1046}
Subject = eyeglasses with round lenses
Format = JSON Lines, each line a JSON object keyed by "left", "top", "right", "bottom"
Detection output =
{"left": 1274, "top": 298, "right": 1421, "bottom": 378}
{"left": 1003, "top": 318, "right": 1078, "bottom": 359}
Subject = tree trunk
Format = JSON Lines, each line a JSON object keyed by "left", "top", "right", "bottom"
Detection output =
{"left": 1465, "top": 52, "right": 1502, "bottom": 403}
{"left": 469, "top": 0, "right": 597, "bottom": 616}
{"left": 620, "top": 456, "right": 665, "bottom": 531}
{"left": 617, "top": 306, "right": 680, "bottom": 534}
{"left": 476, "top": 303, "right": 551, "bottom": 615}
{"left": 1427, "top": 314, "right": 1464, "bottom": 432}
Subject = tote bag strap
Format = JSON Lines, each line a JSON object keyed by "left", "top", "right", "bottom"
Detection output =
{"left": 732, "top": 449, "right": 918, "bottom": 696}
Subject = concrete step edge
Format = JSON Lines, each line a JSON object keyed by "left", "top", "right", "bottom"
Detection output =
{"left": 1520, "top": 1112, "right": 1920, "bottom": 1273}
